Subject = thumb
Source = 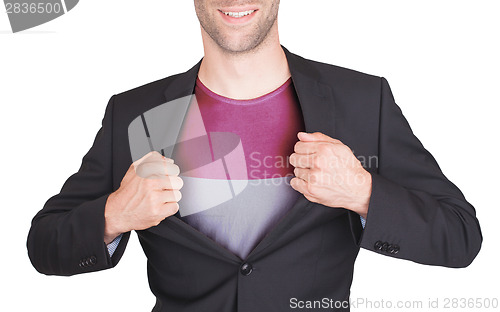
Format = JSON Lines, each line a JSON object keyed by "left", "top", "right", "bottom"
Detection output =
{"left": 297, "top": 132, "right": 340, "bottom": 143}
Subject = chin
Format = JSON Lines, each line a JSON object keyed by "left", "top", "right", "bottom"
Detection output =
{"left": 219, "top": 36, "right": 261, "bottom": 54}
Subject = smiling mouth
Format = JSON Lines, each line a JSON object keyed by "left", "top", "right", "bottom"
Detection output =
{"left": 219, "top": 9, "right": 257, "bottom": 18}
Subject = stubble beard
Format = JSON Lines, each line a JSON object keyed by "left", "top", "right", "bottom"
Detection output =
{"left": 195, "top": 1, "right": 280, "bottom": 55}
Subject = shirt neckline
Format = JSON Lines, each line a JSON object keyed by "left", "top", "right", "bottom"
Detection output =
{"left": 195, "top": 76, "right": 292, "bottom": 106}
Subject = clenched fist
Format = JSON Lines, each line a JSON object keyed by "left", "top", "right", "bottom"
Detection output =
{"left": 289, "top": 132, "right": 372, "bottom": 219}
{"left": 104, "top": 151, "right": 184, "bottom": 244}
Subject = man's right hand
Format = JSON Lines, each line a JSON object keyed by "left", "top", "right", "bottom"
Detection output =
{"left": 103, "top": 151, "right": 183, "bottom": 244}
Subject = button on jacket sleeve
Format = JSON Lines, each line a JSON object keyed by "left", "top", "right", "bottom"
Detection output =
{"left": 356, "top": 78, "right": 482, "bottom": 268}
{"left": 27, "top": 95, "right": 129, "bottom": 276}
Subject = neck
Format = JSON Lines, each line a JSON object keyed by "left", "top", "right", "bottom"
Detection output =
{"left": 197, "top": 24, "right": 291, "bottom": 100}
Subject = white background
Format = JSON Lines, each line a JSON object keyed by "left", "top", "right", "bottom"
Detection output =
{"left": 1, "top": 0, "right": 499, "bottom": 311}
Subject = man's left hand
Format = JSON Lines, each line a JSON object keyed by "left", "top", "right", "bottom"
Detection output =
{"left": 289, "top": 132, "right": 372, "bottom": 219}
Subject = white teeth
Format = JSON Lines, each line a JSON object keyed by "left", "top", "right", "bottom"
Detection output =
{"left": 222, "top": 10, "right": 255, "bottom": 18}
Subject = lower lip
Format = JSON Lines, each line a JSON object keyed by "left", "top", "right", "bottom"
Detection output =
{"left": 218, "top": 10, "right": 258, "bottom": 24}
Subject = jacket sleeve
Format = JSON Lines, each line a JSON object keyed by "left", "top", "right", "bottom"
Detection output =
{"left": 351, "top": 77, "right": 482, "bottom": 268}
{"left": 27, "top": 95, "right": 130, "bottom": 276}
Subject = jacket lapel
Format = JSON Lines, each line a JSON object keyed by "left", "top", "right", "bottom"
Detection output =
{"left": 282, "top": 46, "right": 336, "bottom": 136}
{"left": 163, "top": 60, "right": 201, "bottom": 102}
{"left": 155, "top": 46, "right": 338, "bottom": 261}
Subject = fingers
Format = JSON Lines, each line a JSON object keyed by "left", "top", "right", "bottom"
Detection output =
{"left": 158, "top": 189, "right": 182, "bottom": 203}
{"left": 143, "top": 175, "right": 183, "bottom": 192}
{"left": 289, "top": 153, "right": 316, "bottom": 168}
{"left": 141, "top": 152, "right": 174, "bottom": 166}
{"left": 294, "top": 167, "right": 324, "bottom": 185}
{"left": 290, "top": 177, "right": 317, "bottom": 201}
{"left": 293, "top": 141, "right": 320, "bottom": 154}
{"left": 135, "top": 159, "right": 180, "bottom": 178}
{"left": 294, "top": 140, "right": 344, "bottom": 155}
{"left": 297, "top": 132, "right": 342, "bottom": 144}
{"left": 293, "top": 167, "right": 311, "bottom": 182}
{"left": 160, "top": 175, "right": 184, "bottom": 190}
{"left": 162, "top": 202, "right": 180, "bottom": 216}
{"left": 294, "top": 141, "right": 316, "bottom": 154}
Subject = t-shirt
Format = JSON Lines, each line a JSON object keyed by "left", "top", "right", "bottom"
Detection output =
{"left": 172, "top": 76, "right": 305, "bottom": 259}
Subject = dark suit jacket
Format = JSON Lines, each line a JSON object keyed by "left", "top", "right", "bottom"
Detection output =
{"left": 27, "top": 46, "right": 482, "bottom": 311}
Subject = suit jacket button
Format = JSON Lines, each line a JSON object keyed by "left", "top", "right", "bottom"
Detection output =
{"left": 393, "top": 245, "right": 400, "bottom": 254}
{"left": 374, "top": 241, "right": 383, "bottom": 250}
{"left": 381, "top": 242, "right": 389, "bottom": 252}
{"left": 80, "top": 258, "right": 88, "bottom": 267}
{"left": 89, "top": 256, "right": 97, "bottom": 265}
{"left": 387, "top": 244, "right": 394, "bottom": 253}
{"left": 240, "top": 263, "right": 253, "bottom": 276}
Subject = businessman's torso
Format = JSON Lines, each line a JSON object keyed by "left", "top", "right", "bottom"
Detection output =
{"left": 108, "top": 48, "right": 381, "bottom": 311}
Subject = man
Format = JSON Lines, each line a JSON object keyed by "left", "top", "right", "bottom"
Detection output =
{"left": 27, "top": 1, "right": 482, "bottom": 311}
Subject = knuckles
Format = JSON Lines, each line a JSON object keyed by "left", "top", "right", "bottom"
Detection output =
{"left": 293, "top": 141, "right": 302, "bottom": 153}
{"left": 167, "top": 163, "right": 181, "bottom": 176}
{"left": 164, "top": 202, "right": 180, "bottom": 216}
{"left": 308, "top": 169, "right": 321, "bottom": 184}
{"left": 316, "top": 143, "right": 331, "bottom": 155}
{"left": 171, "top": 176, "right": 184, "bottom": 190}
{"left": 312, "top": 156, "right": 322, "bottom": 168}
{"left": 289, "top": 153, "right": 296, "bottom": 166}
{"left": 174, "top": 190, "right": 182, "bottom": 201}
{"left": 305, "top": 182, "right": 318, "bottom": 197}
{"left": 134, "top": 159, "right": 181, "bottom": 179}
